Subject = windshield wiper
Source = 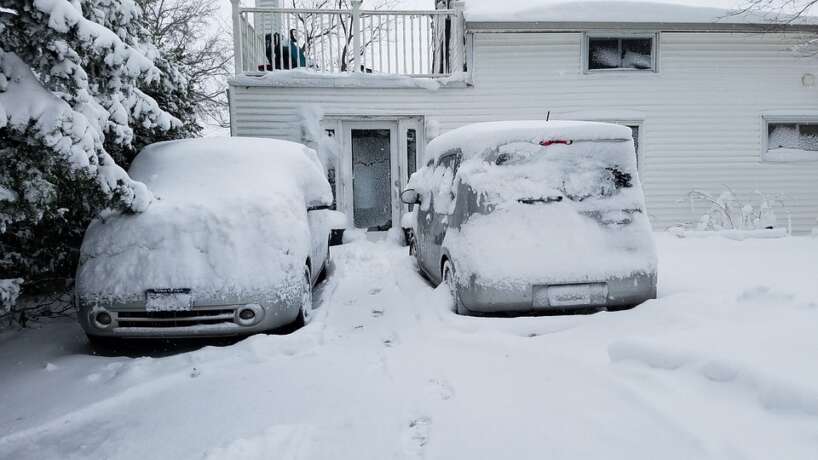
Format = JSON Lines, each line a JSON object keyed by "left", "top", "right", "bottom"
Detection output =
{"left": 518, "top": 196, "right": 563, "bottom": 205}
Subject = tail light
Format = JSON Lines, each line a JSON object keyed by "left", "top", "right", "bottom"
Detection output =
{"left": 539, "top": 140, "right": 573, "bottom": 147}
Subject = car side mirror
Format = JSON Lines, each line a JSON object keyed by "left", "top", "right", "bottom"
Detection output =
{"left": 400, "top": 189, "right": 420, "bottom": 205}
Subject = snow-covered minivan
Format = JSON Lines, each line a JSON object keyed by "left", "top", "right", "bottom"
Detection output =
{"left": 75, "top": 137, "right": 340, "bottom": 344}
{"left": 401, "top": 121, "right": 657, "bottom": 315}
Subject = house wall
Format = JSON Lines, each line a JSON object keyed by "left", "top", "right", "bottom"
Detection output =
{"left": 229, "top": 31, "right": 818, "bottom": 233}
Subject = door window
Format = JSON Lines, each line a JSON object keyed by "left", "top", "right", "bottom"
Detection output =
{"left": 351, "top": 129, "right": 393, "bottom": 230}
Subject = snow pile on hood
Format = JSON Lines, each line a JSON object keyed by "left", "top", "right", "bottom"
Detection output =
{"left": 464, "top": 0, "right": 817, "bottom": 24}
{"left": 76, "top": 137, "right": 333, "bottom": 304}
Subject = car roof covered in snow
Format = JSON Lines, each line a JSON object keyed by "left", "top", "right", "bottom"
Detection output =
{"left": 464, "top": 0, "right": 818, "bottom": 31}
{"left": 425, "top": 120, "right": 633, "bottom": 164}
{"left": 130, "top": 136, "right": 332, "bottom": 208}
{"left": 77, "top": 137, "right": 333, "bottom": 303}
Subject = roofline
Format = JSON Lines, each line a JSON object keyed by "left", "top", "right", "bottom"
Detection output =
{"left": 466, "top": 20, "right": 818, "bottom": 34}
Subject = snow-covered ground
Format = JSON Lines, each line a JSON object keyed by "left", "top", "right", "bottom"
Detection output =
{"left": 1, "top": 233, "right": 817, "bottom": 460}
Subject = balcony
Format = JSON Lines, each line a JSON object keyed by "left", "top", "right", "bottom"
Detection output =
{"left": 230, "top": 0, "right": 465, "bottom": 78}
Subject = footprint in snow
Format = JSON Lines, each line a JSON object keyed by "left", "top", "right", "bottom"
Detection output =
{"left": 403, "top": 416, "right": 432, "bottom": 458}
{"left": 369, "top": 288, "right": 382, "bottom": 295}
{"left": 426, "top": 378, "right": 455, "bottom": 401}
{"left": 372, "top": 307, "right": 384, "bottom": 318}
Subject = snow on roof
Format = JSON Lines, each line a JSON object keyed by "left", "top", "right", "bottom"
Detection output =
{"left": 230, "top": 68, "right": 443, "bottom": 90}
{"left": 425, "top": 120, "right": 633, "bottom": 164}
{"left": 464, "top": 0, "right": 814, "bottom": 25}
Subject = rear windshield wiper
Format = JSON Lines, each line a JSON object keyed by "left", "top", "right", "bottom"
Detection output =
{"left": 518, "top": 196, "right": 563, "bottom": 205}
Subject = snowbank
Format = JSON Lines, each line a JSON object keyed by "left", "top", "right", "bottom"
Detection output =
{"left": 669, "top": 227, "right": 789, "bottom": 240}
{"left": 464, "top": 0, "right": 817, "bottom": 24}
{"left": 76, "top": 137, "right": 333, "bottom": 304}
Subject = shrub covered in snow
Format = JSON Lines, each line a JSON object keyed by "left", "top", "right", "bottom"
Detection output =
{"left": 0, "top": 278, "right": 22, "bottom": 315}
{"left": 0, "top": 1, "right": 200, "bottom": 313}
{"left": 676, "top": 188, "right": 790, "bottom": 234}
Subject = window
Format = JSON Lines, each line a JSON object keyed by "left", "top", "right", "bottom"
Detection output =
{"left": 586, "top": 35, "right": 656, "bottom": 72}
{"left": 406, "top": 128, "right": 417, "bottom": 181}
{"left": 765, "top": 120, "right": 818, "bottom": 162}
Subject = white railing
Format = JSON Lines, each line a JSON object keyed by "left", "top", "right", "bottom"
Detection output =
{"left": 231, "top": 0, "right": 465, "bottom": 78}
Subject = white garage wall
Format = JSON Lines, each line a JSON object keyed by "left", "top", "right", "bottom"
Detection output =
{"left": 230, "top": 31, "right": 818, "bottom": 233}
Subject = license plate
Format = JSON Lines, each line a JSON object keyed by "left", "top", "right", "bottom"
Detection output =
{"left": 145, "top": 289, "right": 192, "bottom": 311}
{"left": 544, "top": 284, "right": 607, "bottom": 307}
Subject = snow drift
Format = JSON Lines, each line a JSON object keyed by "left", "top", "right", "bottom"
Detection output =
{"left": 76, "top": 137, "right": 333, "bottom": 304}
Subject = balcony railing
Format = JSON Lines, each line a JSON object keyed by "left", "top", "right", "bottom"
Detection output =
{"left": 230, "top": 0, "right": 465, "bottom": 78}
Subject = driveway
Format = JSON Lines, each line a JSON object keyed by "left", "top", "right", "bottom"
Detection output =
{"left": 0, "top": 234, "right": 817, "bottom": 460}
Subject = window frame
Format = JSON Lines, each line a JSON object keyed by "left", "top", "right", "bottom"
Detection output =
{"left": 582, "top": 32, "right": 660, "bottom": 74}
{"left": 762, "top": 114, "right": 818, "bottom": 163}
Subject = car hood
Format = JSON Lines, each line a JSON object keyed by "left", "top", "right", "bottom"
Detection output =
{"left": 76, "top": 198, "right": 311, "bottom": 305}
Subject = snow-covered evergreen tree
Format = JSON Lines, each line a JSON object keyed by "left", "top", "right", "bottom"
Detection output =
{"left": 0, "top": 0, "right": 190, "bottom": 313}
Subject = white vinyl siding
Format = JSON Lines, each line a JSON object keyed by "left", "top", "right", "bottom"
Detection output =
{"left": 230, "top": 31, "right": 818, "bottom": 233}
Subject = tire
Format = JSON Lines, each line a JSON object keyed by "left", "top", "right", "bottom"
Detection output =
{"left": 442, "top": 260, "right": 469, "bottom": 316}
{"left": 316, "top": 244, "right": 330, "bottom": 284}
{"left": 294, "top": 265, "right": 313, "bottom": 327}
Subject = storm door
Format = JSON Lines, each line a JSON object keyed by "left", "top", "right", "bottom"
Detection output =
{"left": 343, "top": 122, "right": 399, "bottom": 231}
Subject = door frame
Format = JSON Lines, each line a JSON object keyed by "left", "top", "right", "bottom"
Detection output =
{"left": 321, "top": 116, "right": 425, "bottom": 231}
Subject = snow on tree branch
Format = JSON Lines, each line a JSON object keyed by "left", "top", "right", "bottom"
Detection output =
{"left": 0, "top": 49, "right": 152, "bottom": 213}
{"left": 0, "top": 278, "right": 22, "bottom": 314}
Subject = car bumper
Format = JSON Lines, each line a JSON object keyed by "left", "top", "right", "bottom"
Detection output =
{"left": 457, "top": 272, "right": 657, "bottom": 314}
{"left": 78, "top": 298, "right": 300, "bottom": 339}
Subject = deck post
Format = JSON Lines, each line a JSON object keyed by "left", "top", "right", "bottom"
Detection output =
{"left": 351, "top": 0, "right": 362, "bottom": 72}
{"left": 451, "top": 1, "right": 465, "bottom": 74}
{"left": 231, "top": 0, "right": 243, "bottom": 75}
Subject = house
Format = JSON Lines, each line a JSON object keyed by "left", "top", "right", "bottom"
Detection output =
{"left": 228, "top": 0, "right": 818, "bottom": 233}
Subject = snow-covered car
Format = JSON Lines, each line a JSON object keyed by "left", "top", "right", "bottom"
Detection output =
{"left": 401, "top": 121, "right": 658, "bottom": 315}
{"left": 75, "top": 137, "right": 339, "bottom": 342}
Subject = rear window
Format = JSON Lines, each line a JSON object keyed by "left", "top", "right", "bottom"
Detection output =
{"left": 468, "top": 139, "right": 637, "bottom": 203}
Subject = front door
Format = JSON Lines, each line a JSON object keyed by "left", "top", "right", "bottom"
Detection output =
{"left": 342, "top": 122, "right": 399, "bottom": 231}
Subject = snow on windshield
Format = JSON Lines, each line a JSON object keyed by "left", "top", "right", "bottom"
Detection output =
{"left": 76, "top": 137, "right": 333, "bottom": 304}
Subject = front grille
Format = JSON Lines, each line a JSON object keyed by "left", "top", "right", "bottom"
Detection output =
{"left": 116, "top": 309, "right": 236, "bottom": 328}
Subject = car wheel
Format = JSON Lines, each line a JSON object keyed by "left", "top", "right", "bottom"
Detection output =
{"left": 316, "top": 245, "right": 330, "bottom": 283}
{"left": 442, "top": 260, "right": 468, "bottom": 316}
{"left": 294, "top": 265, "right": 313, "bottom": 327}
